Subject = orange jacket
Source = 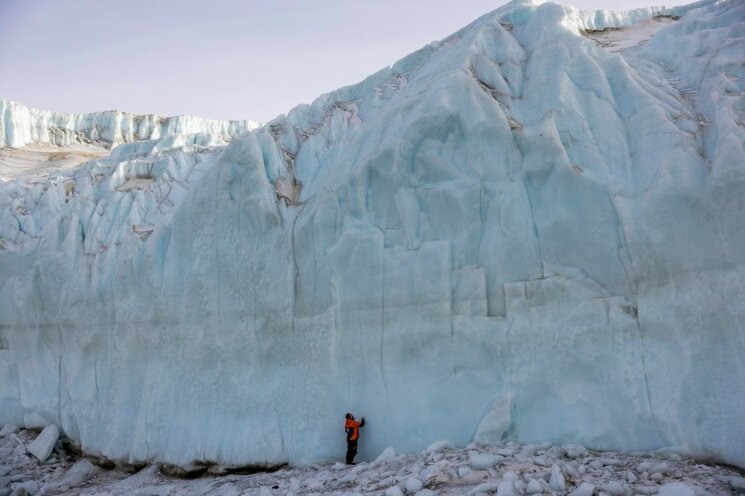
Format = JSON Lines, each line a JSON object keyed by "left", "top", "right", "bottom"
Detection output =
{"left": 345, "top": 418, "right": 365, "bottom": 441}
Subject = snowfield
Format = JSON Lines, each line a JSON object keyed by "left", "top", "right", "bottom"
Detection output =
{"left": 2, "top": 427, "right": 744, "bottom": 496}
{"left": 2, "top": 0, "right": 745, "bottom": 475}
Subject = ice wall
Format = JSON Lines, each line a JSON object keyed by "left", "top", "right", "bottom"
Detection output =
{"left": 1, "top": 0, "right": 744, "bottom": 469}
{"left": 0, "top": 100, "right": 258, "bottom": 148}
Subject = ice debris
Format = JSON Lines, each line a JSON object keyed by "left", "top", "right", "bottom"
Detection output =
{"left": 43, "top": 459, "right": 99, "bottom": 492}
{"left": 0, "top": 425, "right": 18, "bottom": 438}
{"left": 425, "top": 440, "right": 454, "bottom": 453}
{"left": 569, "top": 482, "right": 596, "bottom": 496}
{"left": 26, "top": 425, "right": 59, "bottom": 462}
{"left": 658, "top": 482, "right": 697, "bottom": 496}
{"left": 376, "top": 447, "right": 397, "bottom": 462}
{"left": 469, "top": 453, "right": 502, "bottom": 470}
{"left": 405, "top": 477, "right": 424, "bottom": 493}
{"left": 549, "top": 463, "right": 566, "bottom": 491}
{"left": 2, "top": 429, "right": 743, "bottom": 496}
{"left": 385, "top": 486, "right": 404, "bottom": 496}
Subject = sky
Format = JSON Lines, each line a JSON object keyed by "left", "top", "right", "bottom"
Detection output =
{"left": 0, "top": 0, "right": 692, "bottom": 123}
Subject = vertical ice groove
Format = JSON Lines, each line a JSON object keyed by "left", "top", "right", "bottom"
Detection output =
{"left": 380, "top": 249, "right": 387, "bottom": 406}
{"left": 633, "top": 312, "right": 659, "bottom": 429}
{"left": 520, "top": 178, "right": 546, "bottom": 280}
{"left": 290, "top": 212, "right": 300, "bottom": 331}
{"left": 94, "top": 358, "right": 100, "bottom": 423}
{"left": 57, "top": 326, "right": 62, "bottom": 428}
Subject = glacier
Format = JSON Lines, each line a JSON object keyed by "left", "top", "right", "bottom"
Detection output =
{"left": 1, "top": 0, "right": 744, "bottom": 470}
{"left": 0, "top": 100, "right": 257, "bottom": 149}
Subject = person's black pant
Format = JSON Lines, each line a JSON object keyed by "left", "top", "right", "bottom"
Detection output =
{"left": 346, "top": 440, "right": 358, "bottom": 464}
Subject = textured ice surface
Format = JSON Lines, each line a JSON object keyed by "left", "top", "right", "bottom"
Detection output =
{"left": 0, "top": 100, "right": 258, "bottom": 149}
{"left": 1, "top": 0, "right": 744, "bottom": 470}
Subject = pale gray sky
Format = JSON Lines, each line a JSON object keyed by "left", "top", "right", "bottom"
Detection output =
{"left": 0, "top": 0, "right": 691, "bottom": 123}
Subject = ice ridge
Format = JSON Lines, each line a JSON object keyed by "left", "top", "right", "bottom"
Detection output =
{"left": 0, "top": 100, "right": 258, "bottom": 149}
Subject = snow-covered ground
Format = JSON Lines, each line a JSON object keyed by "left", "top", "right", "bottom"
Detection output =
{"left": 2, "top": 427, "right": 744, "bottom": 496}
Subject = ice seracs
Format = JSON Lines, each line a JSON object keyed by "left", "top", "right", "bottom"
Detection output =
{"left": 0, "top": 100, "right": 259, "bottom": 183}
{"left": 0, "top": 100, "right": 258, "bottom": 149}
{"left": 1, "top": 0, "right": 745, "bottom": 471}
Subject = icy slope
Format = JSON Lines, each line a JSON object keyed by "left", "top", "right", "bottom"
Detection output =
{"left": 1, "top": 0, "right": 744, "bottom": 470}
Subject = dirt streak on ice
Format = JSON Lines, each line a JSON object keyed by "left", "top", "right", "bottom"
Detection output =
{"left": 583, "top": 16, "right": 676, "bottom": 52}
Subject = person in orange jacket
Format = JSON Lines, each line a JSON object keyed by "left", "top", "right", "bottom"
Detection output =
{"left": 344, "top": 412, "right": 365, "bottom": 464}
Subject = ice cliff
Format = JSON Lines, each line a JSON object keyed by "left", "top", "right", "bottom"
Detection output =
{"left": 1, "top": 0, "right": 744, "bottom": 470}
{"left": 0, "top": 100, "right": 257, "bottom": 149}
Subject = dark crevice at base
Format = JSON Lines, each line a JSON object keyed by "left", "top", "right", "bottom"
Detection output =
{"left": 159, "top": 461, "right": 289, "bottom": 479}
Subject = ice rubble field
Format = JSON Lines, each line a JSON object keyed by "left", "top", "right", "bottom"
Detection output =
{"left": 1, "top": 0, "right": 745, "bottom": 478}
{"left": 2, "top": 428, "right": 745, "bottom": 496}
